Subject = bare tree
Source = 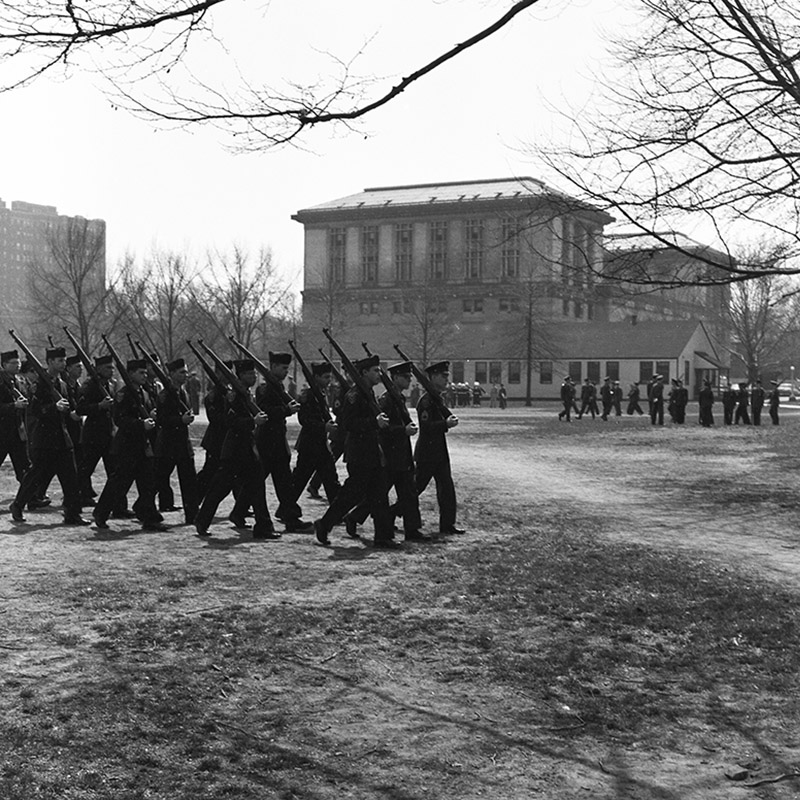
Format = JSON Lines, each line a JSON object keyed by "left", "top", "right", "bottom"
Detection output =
{"left": 192, "top": 246, "right": 290, "bottom": 350}
{"left": 716, "top": 243, "right": 800, "bottom": 381}
{"left": 27, "top": 216, "right": 122, "bottom": 350}
{"left": 538, "top": 0, "right": 800, "bottom": 285}
{"left": 113, "top": 248, "right": 198, "bottom": 359}
{"left": 0, "top": 1, "right": 542, "bottom": 148}
{"left": 398, "top": 279, "right": 457, "bottom": 366}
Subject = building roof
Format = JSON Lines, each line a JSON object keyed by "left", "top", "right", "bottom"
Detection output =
{"left": 546, "top": 319, "right": 716, "bottom": 360}
{"left": 293, "top": 177, "right": 613, "bottom": 223}
{"left": 605, "top": 231, "right": 733, "bottom": 265}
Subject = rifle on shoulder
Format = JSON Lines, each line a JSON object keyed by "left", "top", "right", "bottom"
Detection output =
{"left": 321, "top": 328, "right": 382, "bottom": 417}
{"left": 63, "top": 327, "right": 112, "bottom": 400}
{"left": 392, "top": 344, "right": 451, "bottom": 416}
{"left": 8, "top": 329, "right": 65, "bottom": 404}
{"left": 228, "top": 335, "right": 294, "bottom": 410}
{"left": 136, "top": 341, "right": 192, "bottom": 414}
{"left": 288, "top": 340, "right": 332, "bottom": 423}
{"left": 186, "top": 339, "right": 228, "bottom": 393}
{"left": 197, "top": 340, "right": 261, "bottom": 418}
{"left": 361, "top": 341, "right": 412, "bottom": 424}
{"left": 101, "top": 335, "right": 149, "bottom": 419}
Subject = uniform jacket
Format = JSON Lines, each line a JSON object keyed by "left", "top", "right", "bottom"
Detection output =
{"left": 111, "top": 384, "right": 154, "bottom": 458}
{"left": 414, "top": 391, "right": 452, "bottom": 466}
{"left": 339, "top": 386, "right": 382, "bottom": 469}
{"left": 378, "top": 389, "right": 414, "bottom": 471}
{"left": 28, "top": 373, "right": 73, "bottom": 452}
{"left": 220, "top": 392, "right": 259, "bottom": 462}
{"left": 751, "top": 385, "right": 765, "bottom": 410}
{"left": 699, "top": 386, "right": 715, "bottom": 408}
{"left": 155, "top": 383, "right": 193, "bottom": 459}
{"left": 255, "top": 374, "right": 293, "bottom": 456}
{"left": 0, "top": 371, "right": 27, "bottom": 444}
{"left": 295, "top": 386, "right": 331, "bottom": 455}
{"left": 200, "top": 387, "right": 227, "bottom": 457}
{"left": 65, "top": 378, "right": 83, "bottom": 449}
{"left": 77, "top": 375, "right": 115, "bottom": 448}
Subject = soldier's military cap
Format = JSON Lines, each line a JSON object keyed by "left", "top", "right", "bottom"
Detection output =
{"left": 311, "top": 361, "right": 332, "bottom": 377}
{"left": 269, "top": 351, "right": 292, "bottom": 365}
{"left": 1, "top": 349, "right": 18, "bottom": 364}
{"left": 425, "top": 360, "right": 450, "bottom": 375}
{"left": 354, "top": 354, "right": 380, "bottom": 372}
{"left": 234, "top": 358, "right": 255, "bottom": 375}
{"left": 127, "top": 359, "right": 147, "bottom": 371}
{"left": 66, "top": 354, "right": 82, "bottom": 367}
{"left": 167, "top": 357, "right": 186, "bottom": 372}
{"left": 46, "top": 346, "right": 66, "bottom": 360}
{"left": 95, "top": 355, "right": 113, "bottom": 367}
{"left": 388, "top": 361, "right": 413, "bottom": 376}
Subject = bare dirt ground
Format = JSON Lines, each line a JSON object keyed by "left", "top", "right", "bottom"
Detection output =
{"left": 1, "top": 404, "right": 800, "bottom": 799}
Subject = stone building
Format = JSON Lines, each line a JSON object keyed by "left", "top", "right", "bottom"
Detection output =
{"left": 0, "top": 198, "right": 106, "bottom": 339}
{"left": 293, "top": 178, "right": 730, "bottom": 400}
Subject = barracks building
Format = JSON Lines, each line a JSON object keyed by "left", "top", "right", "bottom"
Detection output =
{"left": 293, "top": 178, "right": 731, "bottom": 400}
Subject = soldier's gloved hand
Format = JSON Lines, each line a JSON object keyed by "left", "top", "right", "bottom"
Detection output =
{"left": 405, "top": 422, "right": 418, "bottom": 436}
{"left": 446, "top": 415, "right": 459, "bottom": 428}
{"left": 56, "top": 399, "right": 70, "bottom": 413}
{"left": 288, "top": 400, "right": 301, "bottom": 414}
{"left": 254, "top": 411, "right": 269, "bottom": 426}
{"left": 325, "top": 421, "right": 338, "bottom": 434}
{"left": 70, "top": 411, "right": 81, "bottom": 421}
{"left": 99, "top": 397, "right": 114, "bottom": 409}
{"left": 181, "top": 412, "right": 194, "bottom": 425}
{"left": 143, "top": 418, "right": 156, "bottom": 431}
{"left": 376, "top": 412, "right": 390, "bottom": 429}
{"left": 14, "top": 398, "right": 28, "bottom": 409}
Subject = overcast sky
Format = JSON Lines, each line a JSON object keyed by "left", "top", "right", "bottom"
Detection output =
{"left": 0, "top": 0, "right": 625, "bottom": 292}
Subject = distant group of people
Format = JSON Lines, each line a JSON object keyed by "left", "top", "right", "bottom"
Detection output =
{"left": 442, "top": 381, "right": 507, "bottom": 409}
{"left": 557, "top": 374, "right": 781, "bottom": 427}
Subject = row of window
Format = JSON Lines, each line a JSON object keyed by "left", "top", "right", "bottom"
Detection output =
{"left": 558, "top": 360, "right": 677, "bottom": 385}
{"left": 329, "top": 219, "right": 524, "bottom": 285}
{"left": 359, "top": 297, "right": 524, "bottom": 316}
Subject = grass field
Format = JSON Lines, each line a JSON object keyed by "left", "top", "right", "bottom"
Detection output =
{"left": 1, "top": 404, "right": 800, "bottom": 799}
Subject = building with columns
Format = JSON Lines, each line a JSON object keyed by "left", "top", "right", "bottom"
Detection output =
{"left": 293, "top": 178, "right": 731, "bottom": 400}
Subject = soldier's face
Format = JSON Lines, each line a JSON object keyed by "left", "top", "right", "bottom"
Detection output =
{"left": 240, "top": 369, "right": 257, "bottom": 388}
{"left": 68, "top": 364, "right": 82, "bottom": 380}
{"left": 97, "top": 364, "right": 114, "bottom": 380}
{"left": 431, "top": 372, "right": 449, "bottom": 391}
{"left": 131, "top": 368, "right": 148, "bottom": 385}
{"left": 48, "top": 356, "right": 67, "bottom": 373}
{"left": 271, "top": 363, "right": 289, "bottom": 381}
{"left": 394, "top": 373, "right": 411, "bottom": 390}
{"left": 316, "top": 373, "right": 332, "bottom": 389}
{"left": 2, "top": 358, "right": 20, "bottom": 374}
{"left": 364, "top": 365, "right": 382, "bottom": 386}
{"left": 172, "top": 365, "right": 189, "bottom": 385}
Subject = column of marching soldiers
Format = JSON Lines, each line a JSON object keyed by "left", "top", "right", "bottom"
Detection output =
{"left": 0, "top": 328, "right": 465, "bottom": 548}
{"left": 556, "top": 374, "right": 782, "bottom": 426}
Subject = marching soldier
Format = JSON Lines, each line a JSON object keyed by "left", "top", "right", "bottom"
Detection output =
{"left": 195, "top": 362, "right": 230, "bottom": 501}
{"left": 599, "top": 377, "right": 613, "bottom": 421}
{"left": 698, "top": 378, "right": 715, "bottom": 427}
{"left": 155, "top": 357, "right": 199, "bottom": 526}
{"left": 626, "top": 382, "right": 644, "bottom": 415}
{"left": 307, "top": 375, "right": 347, "bottom": 500}
{"left": 557, "top": 376, "right": 575, "bottom": 421}
{"left": 673, "top": 378, "right": 688, "bottom": 424}
{"left": 0, "top": 349, "right": 31, "bottom": 484}
{"left": 415, "top": 360, "right": 464, "bottom": 536}
{"left": 650, "top": 374, "right": 665, "bottom": 426}
{"left": 254, "top": 352, "right": 313, "bottom": 533}
{"left": 10, "top": 346, "right": 87, "bottom": 525}
{"left": 290, "top": 362, "right": 342, "bottom": 506}
{"left": 576, "top": 378, "right": 596, "bottom": 419}
{"left": 734, "top": 382, "right": 751, "bottom": 425}
{"left": 721, "top": 381, "right": 736, "bottom": 425}
{"left": 612, "top": 380, "right": 623, "bottom": 416}
{"left": 313, "top": 354, "right": 396, "bottom": 549}
{"left": 92, "top": 358, "right": 166, "bottom": 532}
{"left": 194, "top": 359, "right": 281, "bottom": 540}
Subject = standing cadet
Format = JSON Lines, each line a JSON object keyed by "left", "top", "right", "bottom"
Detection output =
{"left": 557, "top": 376, "right": 575, "bottom": 421}
{"left": 313, "top": 354, "right": 397, "bottom": 549}
{"left": 721, "top": 381, "right": 736, "bottom": 425}
{"left": 599, "top": 377, "right": 613, "bottom": 421}
{"left": 155, "top": 357, "right": 199, "bottom": 526}
{"left": 415, "top": 360, "right": 464, "bottom": 536}
{"left": 698, "top": 378, "right": 715, "bottom": 427}
{"left": 768, "top": 380, "right": 780, "bottom": 425}
{"left": 254, "top": 351, "right": 313, "bottom": 533}
{"left": 673, "top": 378, "right": 688, "bottom": 424}
{"left": 627, "top": 382, "right": 644, "bottom": 415}
{"left": 751, "top": 379, "right": 765, "bottom": 426}
{"left": 10, "top": 346, "right": 87, "bottom": 525}
{"left": 734, "top": 382, "right": 751, "bottom": 425}
{"left": 0, "top": 349, "right": 30, "bottom": 485}
{"left": 290, "top": 362, "right": 342, "bottom": 505}
{"left": 650, "top": 375, "right": 665, "bottom": 426}
{"left": 92, "top": 358, "right": 166, "bottom": 532}
{"left": 577, "top": 378, "right": 596, "bottom": 419}
{"left": 194, "top": 359, "right": 280, "bottom": 540}
{"left": 612, "top": 380, "right": 623, "bottom": 416}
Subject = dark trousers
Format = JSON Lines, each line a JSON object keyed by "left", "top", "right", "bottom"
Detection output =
{"left": 734, "top": 407, "right": 751, "bottom": 425}
{"left": 351, "top": 466, "right": 421, "bottom": 535}
{"left": 309, "top": 436, "right": 345, "bottom": 494}
{"left": 558, "top": 401, "right": 572, "bottom": 421}
{"left": 15, "top": 449, "right": 80, "bottom": 517}
{"left": 292, "top": 447, "right": 341, "bottom": 504}
{"left": 0, "top": 437, "right": 30, "bottom": 482}
{"left": 94, "top": 454, "right": 159, "bottom": 525}
{"left": 770, "top": 407, "right": 779, "bottom": 425}
{"left": 260, "top": 446, "right": 301, "bottom": 522}
{"left": 196, "top": 456, "right": 273, "bottom": 534}
{"left": 752, "top": 406, "right": 763, "bottom": 426}
{"left": 627, "top": 401, "right": 643, "bottom": 415}
{"left": 416, "top": 457, "right": 457, "bottom": 530}
{"left": 650, "top": 400, "right": 664, "bottom": 426}
{"left": 196, "top": 450, "right": 220, "bottom": 501}
{"left": 577, "top": 400, "right": 595, "bottom": 419}
{"left": 319, "top": 461, "right": 392, "bottom": 541}
{"left": 156, "top": 454, "right": 199, "bottom": 522}
{"left": 699, "top": 408, "right": 714, "bottom": 427}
